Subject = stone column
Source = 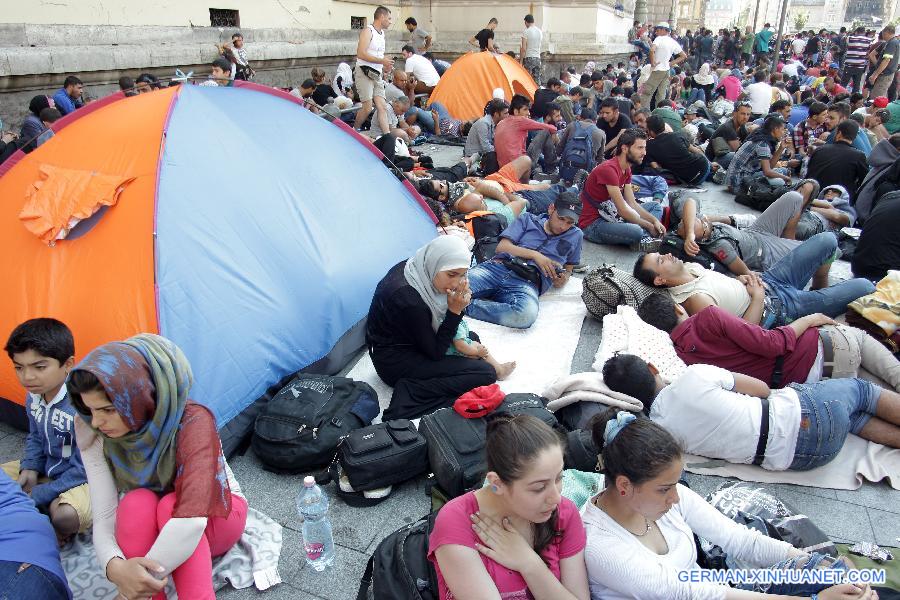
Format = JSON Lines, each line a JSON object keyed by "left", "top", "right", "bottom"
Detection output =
{"left": 635, "top": 0, "right": 648, "bottom": 22}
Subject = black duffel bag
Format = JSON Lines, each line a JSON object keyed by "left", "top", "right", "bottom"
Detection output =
{"left": 734, "top": 175, "right": 789, "bottom": 211}
{"left": 338, "top": 419, "right": 429, "bottom": 492}
{"left": 419, "top": 393, "right": 558, "bottom": 499}
{"left": 252, "top": 374, "right": 379, "bottom": 474}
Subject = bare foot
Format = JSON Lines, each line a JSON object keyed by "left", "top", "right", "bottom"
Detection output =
{"left": 495, "top": 361, "right": 517, "bottom": 380}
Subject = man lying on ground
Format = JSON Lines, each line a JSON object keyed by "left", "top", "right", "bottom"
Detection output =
{"left": 633, "top": 233, "right": 875, "bottom": 328}
{"left": 603, "top": 353, "right": 900, "bottom": 471}
{"left": 637, "top": 294, "right": 900, "bottom": 390}
{"left": 673, "top": 182, "right": 835, "bottom": 284}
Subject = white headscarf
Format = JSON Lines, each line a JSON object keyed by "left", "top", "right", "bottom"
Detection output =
{"left": 332, "top": 62, "right": 354, "bottom": 97}
{"left": 404, "top": 236, "right": 472, "bottom": 332}
{"left": 694, "top": 63, "right": 714, "bottom": 86}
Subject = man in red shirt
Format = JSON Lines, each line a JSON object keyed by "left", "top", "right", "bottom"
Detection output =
{"left": 822, "top": 77, "right": 848, "bottom": 99}
{"left": 493, "top": 94, "right": 558, "bottom": 177}
{"left": 578, "top": 127, "right": 665, "bottom": 250}
{"left": 636, "top": 294, "right": 900, "bottom": 388}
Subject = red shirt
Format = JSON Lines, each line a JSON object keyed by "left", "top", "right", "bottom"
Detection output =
{"left": 670, "top": 305, "right": 819, "bottom": 385}
{"left": 494, "top": 116, "right": 557, "bottom": 167}
{"left": 579, "top": 157, "right": 631, "bottom": 229}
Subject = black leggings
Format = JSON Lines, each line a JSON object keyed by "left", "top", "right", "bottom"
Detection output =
{"left": 373, "top": 347, "right": 497, "bottom": 420}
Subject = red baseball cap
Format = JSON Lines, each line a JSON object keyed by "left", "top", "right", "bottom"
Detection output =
{"left": 454, "top": 384, "right": 506, "bottom": 419}
{"left": 874, "top": 96, "right": 889, "bottom": 108}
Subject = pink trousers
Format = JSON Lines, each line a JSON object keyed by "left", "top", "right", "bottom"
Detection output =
{"left": 115, "top": 489, "right": 248, "bottom": 600}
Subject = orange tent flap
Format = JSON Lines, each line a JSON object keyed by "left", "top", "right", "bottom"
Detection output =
{"left": 20, "top": 164, "right": 135, "bottom": 244}
{"left": 429, "top": 53, "right": 538, "bottom": 121}
{"left": 0, "top": 87, "right": 174, "bottom": 406}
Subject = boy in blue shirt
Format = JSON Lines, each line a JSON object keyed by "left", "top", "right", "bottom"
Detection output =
{"left": 2, "top": 318, "right": 91, "bottom": 543}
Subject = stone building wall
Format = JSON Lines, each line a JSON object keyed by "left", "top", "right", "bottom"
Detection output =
{"left": 0, "top": 0, "right": 633, "bottom": 126}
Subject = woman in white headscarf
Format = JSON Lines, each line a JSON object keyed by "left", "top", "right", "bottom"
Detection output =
{"left": 332, "top": 62, "right": 354, "bottom": 98}
{"left": 692, "top": 63, "right": 715, "bottom": 103}
{"left": 366, "top": 236, "right": 498, "bottom": 420}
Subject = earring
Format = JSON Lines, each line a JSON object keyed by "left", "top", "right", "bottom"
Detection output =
{"left": 620, "top": 490, "right": 626, "bottom": 496}
{"left": 491, "top": 485, "right": 499, "bottom": 493}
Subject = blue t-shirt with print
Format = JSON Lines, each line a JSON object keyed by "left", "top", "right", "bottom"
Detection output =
{"left": 496, "top": 212, "right": 583, "bottom": 294}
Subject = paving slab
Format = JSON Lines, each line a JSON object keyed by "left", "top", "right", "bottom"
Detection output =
{"left": 867, "top": 508, "right": 900, "bottom": 547}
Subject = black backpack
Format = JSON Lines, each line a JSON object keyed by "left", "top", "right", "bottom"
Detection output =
{"left": 734, "top": 176, "right": 787, "bottom": 211}
{"left": 472, "top": 235, "right": 500, "bottom": 264}
{"left": 563, "top": 429, "right": 598, "bottom": 472}
{"left": 251, "top": 375, "right": 379, "bottom": 474}
{"left": 660, "top": 232, "right": 732, "bottom": 274}
{"left": 419, "top": 394, "right": 557, "bottom": 499}
{"left": 357, "top": 513, "right": 439, "bottom": 600}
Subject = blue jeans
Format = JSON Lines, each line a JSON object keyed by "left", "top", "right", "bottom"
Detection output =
{"left": 520, "top": 183, "right": 575, "bottom": 215}
{"left": 582, "top": 201, "right": 663, "bottom": 246}
{"left": 630, "top": 40, "right": 650, "bottom": 56}
{"left": 0, "top": 561, "right": 70, "bottom": 600}
{"left": 686, "top": 88, "right": 706, "bottom": 105}
{"left": 429, "top": 101, "right": 451, "bottom": 122}
{"left": 466, "top": 261, "right": 540, "bottom": 329}
{"left": 761, "top": 232, "right": 876, "bottom": 320}
{"left": 405, "top": 106, "right": 435, "bottom": 133}
{"left": 788, "top": 378, "right": 880, "bottom": 471}
{"left": 716, "top": 151, "right": 735, "bottom": 169}
{"left": 685, "top": 160, "right": 712, "bottom": 186}
{"left": 766, "top": 166, "right": 791, "bottom": 186}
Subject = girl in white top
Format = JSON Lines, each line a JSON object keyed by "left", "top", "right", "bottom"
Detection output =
{"left": 581, "top": 408, "right": 878, "bottom": 600}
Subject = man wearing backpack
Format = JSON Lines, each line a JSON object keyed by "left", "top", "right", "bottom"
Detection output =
{"left": 556, "top": 108, "right": 605, "bottom": 184}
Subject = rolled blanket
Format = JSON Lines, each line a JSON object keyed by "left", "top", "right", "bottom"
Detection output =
{"left": 542, "top": 372, "right": 643, "bottom": 413}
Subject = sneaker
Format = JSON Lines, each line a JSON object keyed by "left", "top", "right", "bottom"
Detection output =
{"left": 573, "top": 168, "right": 590, "bottom": 192}
{"left": 572, "top": 262, "right": 589, "bottom": 273}
{"left": 630, "top": 237, "right": 662, "bottom": 252}
{"left": 712, "top": 168, "right": 726, "bottom": 185}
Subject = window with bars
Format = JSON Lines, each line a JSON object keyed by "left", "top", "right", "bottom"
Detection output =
{"left": 210, "top": 8, "right": 240, "bottom": 28}
{"left": 351, "top": 16, "right": 367, "bottom": 30}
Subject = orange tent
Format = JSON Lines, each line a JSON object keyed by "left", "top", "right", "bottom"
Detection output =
{"left": 428, "top": 52, "right": 537, "bottom": 121}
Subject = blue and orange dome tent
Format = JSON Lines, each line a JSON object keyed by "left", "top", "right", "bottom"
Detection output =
{"left": 0, "top": 82, "right": 436, "bottom": 446}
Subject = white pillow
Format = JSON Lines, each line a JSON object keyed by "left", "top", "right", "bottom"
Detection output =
{"left": 593, "top": 305, "right": 686, "bottom": 381}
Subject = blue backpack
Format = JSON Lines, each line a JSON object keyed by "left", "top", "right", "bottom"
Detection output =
{"left": 559, "top": 121, "right": 595, "bottom": 183}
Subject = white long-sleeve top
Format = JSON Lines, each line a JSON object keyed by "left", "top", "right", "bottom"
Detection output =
{"left": 581, "top": 485, "right": 793, "bottom": 600}
{"left": 75, "top": 419, "right": 244, "bottom": 576}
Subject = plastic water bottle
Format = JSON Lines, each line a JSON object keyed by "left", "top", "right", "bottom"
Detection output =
{"left": 296, "top": 476, "right": 335, "bottom": 571}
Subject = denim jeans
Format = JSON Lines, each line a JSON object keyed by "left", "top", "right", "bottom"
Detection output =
{"left": 582, "top": 201, "right": 663, "bottom": 246}
{"left": 405, "top": 106, "right": 436, "bottom": 133}
{"left": 429, "top": 101, "right": 451, "bottom": 122}
{"left": 716, "top": 151, "right": 735, "bottom": 169}
{"left": 761, "top": 232, "right": 876, "bottom": 320}
{"left": 466, "top": 261, "right": 540, "bottom": 329}
{"left": 685, "top": 159, "right": 712, "bottom": 186}
{"left": 788, "top": 378, "right": 880, "bottom": 471}
{"left": 520, "top": 183, "right": 575, "bottom": 215}
{"left": 686, "top": 88, "right": 706, "bottom": 105}
{"left": 0, "top": 561, "right": 70, "bottom": 600}
{"left": 766, "top": 167, "right": 791, "bottom": 186}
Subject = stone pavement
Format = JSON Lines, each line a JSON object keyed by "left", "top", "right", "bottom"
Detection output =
{"left": 0, "top": 142, "right": 896, "bottom": 599}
